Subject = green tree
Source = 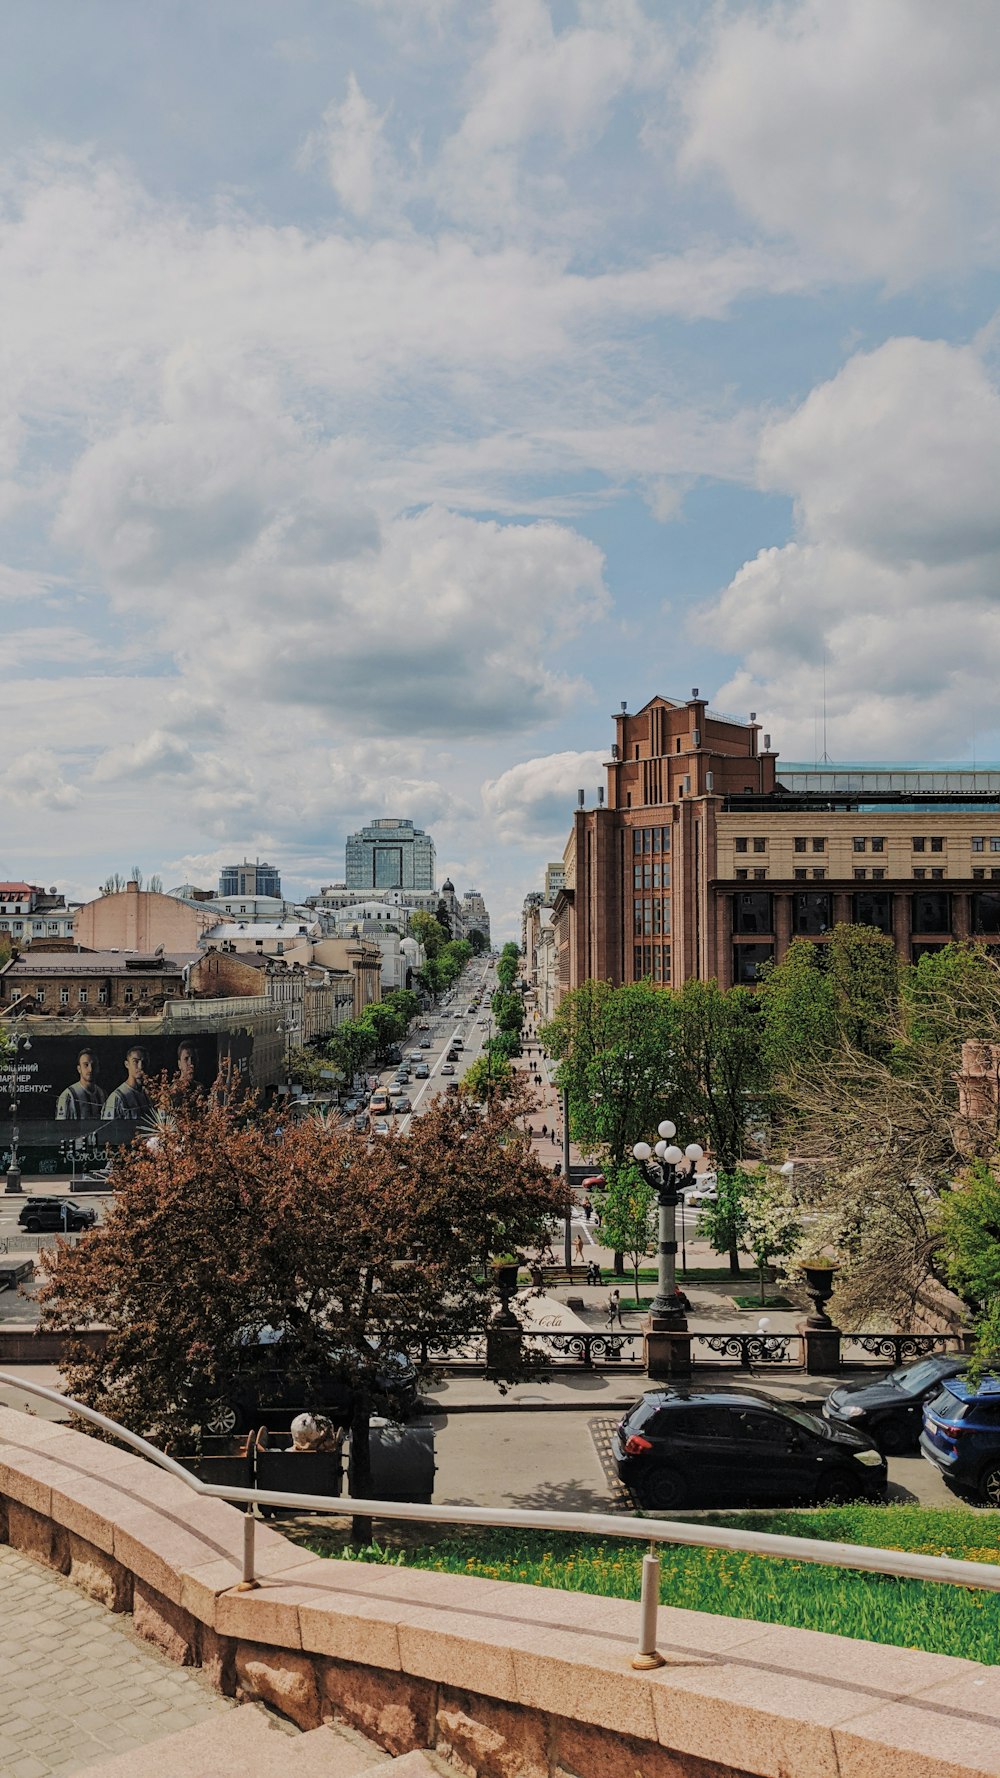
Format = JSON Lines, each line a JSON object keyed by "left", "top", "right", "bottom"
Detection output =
{"left": 285, "top": 1047, "right": 339, "bottom": 1094}
{"left": 497, "top": 943, "right": 519, "bottom": 991}
{"left": 467, "top": 929, "right": 489, "bottom": 955}
{"left": 742, "top": 1173, "right": 803, "bottom": 1307}
{"left": 542, "top": 978, "right": 677, "bottom": 1173}
{"left": 669, "top": 979, "right": 768, "bottom": 1174}
{"left": 435, "top": 899, "right": 453, "bottom": 939}
{"left": 598, "top": 1163, "right": 655, "bottom": 1301}
{"left": 409, "top": 911, "right": 448, "bottom": 959}
{"left": 759, "top": 938, "right": 839, "bottom": 1085}
{"left": 460, "top": 1052, "right": 514, "bottom": 1101}
{"left": 326, "top": 1020, "right": 378, "bottom": 1085}
{"left": 698, "top": 1167, "right": 752, "bottom": 1279}
{"left": 936, "top": 1162, "right": 1000, "bottom": 1372}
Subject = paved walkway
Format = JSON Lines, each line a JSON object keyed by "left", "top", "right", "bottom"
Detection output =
{"left": 0, "top": 1544, "right": 232, "bottom": 1776}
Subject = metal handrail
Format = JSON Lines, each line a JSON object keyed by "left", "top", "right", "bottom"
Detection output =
{"left": 3, "top": 1369, "right": 1000, "bottom": 1673}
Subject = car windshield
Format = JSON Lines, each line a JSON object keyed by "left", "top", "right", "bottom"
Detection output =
{"left": 772, "top": 1400, "right": 827, "bottom": 1436}
{"left": 895, "top": 1357, "right": 952, "bottom": 1395}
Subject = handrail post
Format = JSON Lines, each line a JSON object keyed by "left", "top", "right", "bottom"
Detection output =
{"left": 236, "top": 1509, "right": 258, "bottom": 1591}
{"left": 630, "top": 1547, "right": 666, "bottom": 1670}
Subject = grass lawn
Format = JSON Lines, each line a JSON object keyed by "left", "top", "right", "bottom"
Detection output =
{"left": 731, "top": 1295, "right": 793, "bottom": 1310}
{"left": 301, "top": 1505, "right": 1000, "bottom": 1664}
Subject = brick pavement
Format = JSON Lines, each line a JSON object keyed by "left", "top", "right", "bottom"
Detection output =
{"left": 0, "top": 1544, "right": 233, "bottom": 1777}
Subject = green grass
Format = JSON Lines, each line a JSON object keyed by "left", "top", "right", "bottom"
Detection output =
{"left": 301, "top": 1506, "right": 1000, "bottom": 1664}
{"left": 731, "top": 1295, "right": 792, "bottom": 1310}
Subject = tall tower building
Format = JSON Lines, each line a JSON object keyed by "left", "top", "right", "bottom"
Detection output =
{"left": 345, "top": 819, "right": 436, "bottom": 893}
{"left": 219, "top": 860, "right": 281, "bottom": 898}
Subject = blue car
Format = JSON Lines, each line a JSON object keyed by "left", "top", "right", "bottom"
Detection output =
{"left": 920, "top": 1375, "right": 1000, "bottom": 1504}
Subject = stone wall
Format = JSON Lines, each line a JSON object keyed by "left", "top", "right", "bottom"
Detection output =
{"left": 1, "top": 1405, "right": 999, "bottom": 1777}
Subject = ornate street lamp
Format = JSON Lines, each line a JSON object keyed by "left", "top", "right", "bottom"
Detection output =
{"left": 632, "top": 1120, "right": 704, "bottom": 1330}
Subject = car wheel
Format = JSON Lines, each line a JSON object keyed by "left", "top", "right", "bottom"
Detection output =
{"left": 24, "top": 1219, "right": 41, "bottom": 1233}
{"left": 205, "top": 1400, "right": 241, "bottom": 1437}
{"left": 878, "top": 1421, "right": 911, "bottom": 1456}
{"left": 641, "top": 1468, "right": 687, "bottom": 1511}
{"left": 817, "top": 1469, "right": 862, "bottom": 1504}
{"left": 979, "top": 1464, "right": 1000, "bottom": 1507}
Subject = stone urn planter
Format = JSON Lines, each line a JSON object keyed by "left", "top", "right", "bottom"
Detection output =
{"left": 802, "top": 1260, "right": 840, "bottom": 1330}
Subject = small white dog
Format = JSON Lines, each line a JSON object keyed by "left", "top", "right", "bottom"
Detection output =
{"left": 289, "top": 1412, "right": 341, "bottom": 1452}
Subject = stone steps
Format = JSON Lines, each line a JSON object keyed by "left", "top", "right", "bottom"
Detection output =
{"left": 73, "top": 1702, "right": 441, "bottom": 1778}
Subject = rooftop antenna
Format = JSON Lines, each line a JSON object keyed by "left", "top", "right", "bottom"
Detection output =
{"left": 820, "top": 645, "right": 832, "bottom": 764}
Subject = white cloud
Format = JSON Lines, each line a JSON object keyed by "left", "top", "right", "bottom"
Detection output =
{"left": 482, "top": 749, "right": 606, "bottom": 845}
{"left": 681, "top": 0, "right": 1000, "bottom": 283}
{"left": 704, "top": 336, "right": 1000, "bottom": 758}
{"left": 299, "top": 75, "right": 396, "bottom": 219}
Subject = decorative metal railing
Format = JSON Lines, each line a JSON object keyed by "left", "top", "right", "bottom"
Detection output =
{"left": 692, "top": 1332, "right": 802, "bottom": 1370}
{"left": 521, "top": 1331, "right": 645, "bottom": 1367}
{"left": 841, "top": 1333, "right": 966, "bottom": 1366}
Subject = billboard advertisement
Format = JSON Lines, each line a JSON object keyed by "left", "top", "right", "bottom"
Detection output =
{"left": 0, "top": 1030, "right": 256, "bottom": 1128}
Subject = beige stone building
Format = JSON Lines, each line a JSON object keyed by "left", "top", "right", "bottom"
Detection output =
{"left": 75, "top": 882, "right": 216, "bottom": 952}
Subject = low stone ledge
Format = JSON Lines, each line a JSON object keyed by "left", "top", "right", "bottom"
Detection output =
{"left": 2, "top": 1404, "right": 1000, "bottom": 1778}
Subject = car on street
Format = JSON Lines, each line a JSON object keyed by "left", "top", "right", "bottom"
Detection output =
{"left": 199, "top": 1330, "right": 421, "bottom": 1436}
{"left": 353, "top": 1113, "right": 368, "bottom": 1132}
{"left": 823, "top": 1352, "right": 967, "bottom": 1453}
{"left": 684, "top": 1175, "right": 718, "bottom": 1205}
{"left": 446, "top": 1048, "right": 459, "bottom": 1061}
{"left": 414, "top": 1064, "right": 430, "bottom": 1078}
{"left": 17, "top": 1197, "right": 97, "bottom": 1233}
{"left": 613, "top": 1387, "right": 887, "bottom": 1510}
{"left": 419, "top": 1037, "right": 431, "bottom": 1048}
{"left": 408, "top": 1050, "right": 422, "bottom": 1062}
{"left": 342, "top": 1098, "right": 359, "bottom": 1114}
{"left": 394, "top": 1096, "right": 412, "bottom": 1112}
{"left": 441, "top": 1063, "right": 455, "bottom": 1076}
{"left": 920, "top": 1374, "right": 1000, "bottom": 1503}
{"left": 371, "top": 1119, "right": 391, "bottom": 1136}
{"left": 387, "top": 1084, "right": 406, "bottom": 1100}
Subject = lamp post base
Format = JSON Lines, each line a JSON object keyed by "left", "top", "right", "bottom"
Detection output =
{"left": 644, "top": 1319, "right": 692, "bottom": 1380}
{"left": 4, "top": 1168, "right": 22, "bottom": 1195}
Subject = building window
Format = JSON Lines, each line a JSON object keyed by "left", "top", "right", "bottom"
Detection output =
{"left": 872, "top": 868, "right": 886, "bottom": 881}
{"left": 47, "top": 921, "right": 58, "bottom": 932}
{"left": 59, "top": 987, "right": 69, "bottom": 1005}
{"left": 734, "top": 838, "right": 748, "bottom": 853}
{"left": 812, "top": 868, "right": 826, "bottom": 880}
{"left": 98, "top": 985, "right": 108, "bottom": 1005}
{"left": 930, "top": 837, "right": 944, "bottom": 853}
{"left": 794, "top": 837, "right": 807, "bottom": 853}
{"left": 794, "top": 868, "right": 807, "bottom": 880}
{"left": 35, "top": 986, "right": 45, "bottom": 1003}
{"left": 812, "top": 838, "right": 825, "bottom": 853}
{"left": 633, "top": 865, "right": 643, "bottom": 889}
{"left": 853, "top": 892, "right": 892, "bottom": 934}
{"left": 991, "top": 838, "right": 1000, "bottom": 852}
{"left": 931, "top": 868, "right": 945, "bottom": 880}
{"left": 753, "top": 868, "right": 767, "bottom": 881}
{"left": 794, "top": 893, "right": 832, "bottom": 936}
{"left": 124, "top": 986, "right": 134, "bottom": 1002}
{"left": 78, "top": 988, "right": 88, "bottom": 1004}
{"left": 733, "top": 892, "right": 773, "bottom": 935}
{"left": 732, "top": 942, "right": 774, "bottom": 985}
{"left": 974, "top": 868, "right": 985, "bottom": 880}
{"left": 972, "top": 837, "right": 985, "bottom": 852}
{"left": 634, "top": 899, "right": 644, "bottom": 935}
{"left": 912, "top": 941, "right": 946, "bottom": 963}
{"left": 973, "top": 892, "right": 1000, "bottom": 936}
{"left": 853, "top": 837, "right": 866, "bottom": 853}
{"left": 753, "top": 838, "right": 766, "bottom": 853}
{"left": 633, "top": 830, "right": 643, "bottom": 853}
{"left": 871, "top": 837, "right": 885, "bottom": 852}
{"left": 735, "top": 869, "right": 748, "bottom": 880}
{"left": 633, "top": 946, "right": 643, "bottom": 978}
{"left": 912, "top": 891, "right": 951, "bottom": 934}
{"left": 913, "top": 868, "right": 926, "bottom": 879}
{"left": 913, "top": 837, "right": 926, "bottom": 852}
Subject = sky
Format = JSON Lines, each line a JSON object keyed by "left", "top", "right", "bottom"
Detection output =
{"left": 3, "top": 1, "right": 1000, "bottom": 938}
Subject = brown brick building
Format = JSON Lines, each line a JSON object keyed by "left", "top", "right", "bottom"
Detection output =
{"left": 552, "top": 693, "right": 1000, "bottom": 997}
{"left": 0, "top": 951, "right": 185, "bottom": 1015}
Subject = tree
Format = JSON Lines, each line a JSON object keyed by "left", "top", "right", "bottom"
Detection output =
{"left": 741, "top": 1173, "right": 803, "bottom": 1307}
{"left": 668, "top": 979, "right": 768, "bottom": 1174}
{"left": 326, "top": 1020, "right": 378, "bottom": 1085}
{"left": 599, "top": 1164, "right": 655, "bottom": 1302}
{"left": 38, "top": 1085, "right": 567, "bottom": 1522}
{"left": 936, "top": 1162, "right": 1000, "bottom": 1372}
{"left": 698, "top": 1168, "right": 752, "bottom": 1279}
{"left": 467, "top": 929, "right": 488, "bottom": 956}
{"left": 497, "top": 943, "right": 519, "bottom": 991}
{"left": 409, "top": 911, "right": 447, "bottom": 960}
{"left": 435, "top": 900, "right": 453, "bottom": 940}
{"left": 542, "top": 980, "right": 677, "bottom": 1173}
{"left": 460, "top": 1053, "right": 514, "bottom": 1101}
{"left": 285, "top": 1047, "right": 338, "bottom": 1094}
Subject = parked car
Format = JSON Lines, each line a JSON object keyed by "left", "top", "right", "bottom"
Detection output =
{"left": 824, "top": 1352, "right": 967, "bottom": 1453}
{"left": 441, "top": 1064, "right": 455, "bottom": 1076}
{"left": 199, "top": 1331, "right": 420, "bottom": 1437}
{"left": 17, "top": 1198, "right": 97, "bottom": 1233}
{"left": 921, "top": 1375, "right": 1000, "bottom": 1503}
{"left": 685, "top": 1174, "right": 718, "bottom": 1205}
{"left": 613, "top": 1387, "right": 887, "bottom": 1510}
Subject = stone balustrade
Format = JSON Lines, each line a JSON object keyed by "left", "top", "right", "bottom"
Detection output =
{"left": 1, "top": 1403, "right": 999, "bottom": 1777}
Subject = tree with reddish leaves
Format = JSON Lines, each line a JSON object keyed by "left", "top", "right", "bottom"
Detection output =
{"left": 39, "top": 1078, "right": 565, "bottom": 1505}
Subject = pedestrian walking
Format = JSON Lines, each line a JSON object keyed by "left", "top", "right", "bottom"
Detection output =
{"left": 606, "top": 1287, "right": 623, "bottom": 1328}
{"left": 541, "top": 1122, "right": 548, "bottom": 1139}
{"left": 573, "top": 1233, "right": 585, "bottom": 1264}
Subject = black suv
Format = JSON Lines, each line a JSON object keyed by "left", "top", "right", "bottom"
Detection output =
{"left": 823, "top": 1352, "right": 966, "bottom": 1453}
{"left": 614, "top": 1387, "right": 887, "bottom": 1510}
{"left": 17, "top": 1198, "right": 97, "bottom": 1233}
